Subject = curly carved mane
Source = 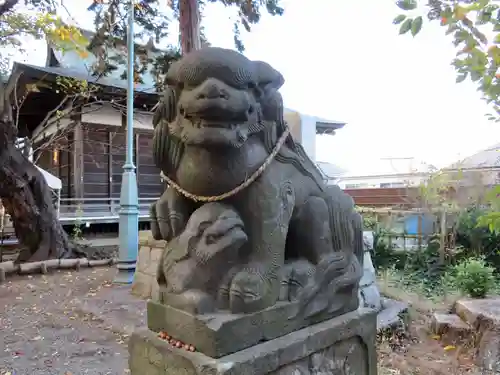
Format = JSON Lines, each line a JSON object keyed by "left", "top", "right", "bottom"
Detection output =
{"left": 151, "top": 49, "right": 326, "bottom": 191}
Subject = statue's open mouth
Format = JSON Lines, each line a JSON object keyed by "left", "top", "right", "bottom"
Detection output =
{"left": 185, "top": 118, "right": 240, "bottom": 130}
{"left": 180, "top": 99, "right": 254, "bottom": 130}
{"left": 177, "top": 99, "right": 255, "bottom": 147}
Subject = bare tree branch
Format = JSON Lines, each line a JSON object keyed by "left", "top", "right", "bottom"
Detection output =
{"left": 0, "top": 0, "right": 19, "bottom": 17}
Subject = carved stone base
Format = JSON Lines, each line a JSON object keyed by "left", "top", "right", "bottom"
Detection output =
{"left": 129, "top": 308, "right": 377, "bottom": 375}
{"left": 147, "top": 286, "right": 359, "bottom": 358}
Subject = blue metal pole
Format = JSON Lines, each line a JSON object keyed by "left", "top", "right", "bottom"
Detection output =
{"left": 114, "top": 0, "right": 139, "bottom": 284}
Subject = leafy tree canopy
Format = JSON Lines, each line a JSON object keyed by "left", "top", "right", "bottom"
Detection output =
{"left": 89, "top": 0, "right": 284, "bottom": 85}
{"left": 1, "top": 0, "right": 285, "bottom": 88}
{"left": 394, "top": 0, "right": 500, "bottom": 121}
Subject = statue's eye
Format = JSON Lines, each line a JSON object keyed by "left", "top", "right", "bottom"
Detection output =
{"left": 247, "top": 82, "right": 258, "bottom": 91}
{"left": 205, "top": 234, "right": 216, "bottom": 245}
{"left": 248, "top": 82, "right": 262, "bottom": 97}
{"left": 198, "top": 221, "right": 211, "bottom": 234}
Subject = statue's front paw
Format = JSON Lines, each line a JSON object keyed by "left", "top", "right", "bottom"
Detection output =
{"left": 150, "top": 203, "right": 164, "bottom": 240}
{"left": 228, "top": 264, "right": 279, "bottom": 313}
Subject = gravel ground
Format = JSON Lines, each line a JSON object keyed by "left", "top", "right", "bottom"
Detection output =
{"left": 0, "top": 267, "right": 144, "bottom": 375}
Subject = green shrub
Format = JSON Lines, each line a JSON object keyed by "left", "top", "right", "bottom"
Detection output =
{"left": 372, "top": 229, "right": 407, "bottom": 271}
{"left": 451, "top": 258, "right": 495, "bottom": 298}
{"left": 456, "top": 207, "right": 500, "bottom": 272}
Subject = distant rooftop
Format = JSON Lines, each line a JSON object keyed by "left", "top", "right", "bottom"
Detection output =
{"left": 9, "top": 62, "right": 157, "bottom": 95}
{"left": 283, "top": 108, "right": 345, "bottom": 136}
{"left": 45, "top": 28, "right": 165, "bottom": 94}
{"left": 447, "top": 142, "right": 500, "bottom": 170}
{"left": 342, "top": 158, "right": 435, "bottom": 179}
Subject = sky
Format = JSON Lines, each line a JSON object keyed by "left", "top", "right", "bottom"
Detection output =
{"left": 12, "top": 0, "right": 500, "bottom": 175}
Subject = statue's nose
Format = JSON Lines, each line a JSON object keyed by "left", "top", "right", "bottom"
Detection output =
{"left": 196, "top": 79, "right": 228, "bottom": 99}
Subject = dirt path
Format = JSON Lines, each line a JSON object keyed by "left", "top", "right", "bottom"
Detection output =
{"left": 0, "top": 267, "right": 143, "bottom": 375}
{"left": 0, "top": 268, "right": 494, "bottom": 375}
{"left": 377, "top": 313, "right": 485, "bottom": 375}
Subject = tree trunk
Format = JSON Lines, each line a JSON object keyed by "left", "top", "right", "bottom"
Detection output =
{"left": 179, "top": 0, "right": 201, "bottom": 54}
{"left": 0, "top": 120, "right": 85, "bottom": 263}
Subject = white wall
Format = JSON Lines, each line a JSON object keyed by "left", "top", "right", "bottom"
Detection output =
{"left": 336, "top": 174, "right": 428, "bottom": 189}
{"left": 284, "top": 109, "right": 317, "bottom": 161}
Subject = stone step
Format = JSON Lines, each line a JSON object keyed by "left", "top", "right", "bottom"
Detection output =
{"left": 453, "top": 298, "right": 500, "bottom": 372}
{"left": 431, "top": 312, "right": 472, "bottom": 345}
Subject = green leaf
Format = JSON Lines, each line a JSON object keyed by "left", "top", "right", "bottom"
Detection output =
{"left": 399, "top": 19, "right": 413, "bottom": 35}
{"left": 393, "top": 14, "right": 407, "bottom": 25}
{"left": 396, "top": 0, "right": 417, "bottom": 11}
{"left": 471, "top": 70, "right": 482, "bottom": 81}
{"left": 456, "top": 73, "right": 468, "bottom": 83}
{"left": 411, "top": 16, "right": 423, "bottom": 36}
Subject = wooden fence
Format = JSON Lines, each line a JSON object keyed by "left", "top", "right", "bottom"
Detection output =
{"left": 343, "top": 187, "right": 420, "bottom": 208}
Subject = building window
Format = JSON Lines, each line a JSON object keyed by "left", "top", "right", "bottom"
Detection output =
{"left": 379, "top": 182, "right": 405, "bottom": 188}
{"left": 391, "top": 182, "right": 405, "bottom": 188}
{"left": 345, "top": 183, "right": 367, "bottom": 189}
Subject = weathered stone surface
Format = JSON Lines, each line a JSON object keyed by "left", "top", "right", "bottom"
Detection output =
{"left": 359, "top": 231, "right": 381, "bottom": 312}
{"left": 136, "top": 246, "right": 151, "bottom": 273}
{"left": 131, "top": 271, "right": 153, "bottom": 299}
{"left": 147, "top": 289, "right": 359, "bottom": 358}
{"left": 431, "top": 313, "right": 471, "bottom": 345}
{"left": 129, "top": 308, "right": 377, "bottom": 375}
{"left": 454, "top": 298, "right": 500, "bottom": 371}
{"left": 139, "top": 230, "right": 152, "bottom": 244}
{"left": 455, "top": 299, "right": 500, "bottom": 326}
{"left": 360, "top": 284, "right": 382, "bottom": 311}
{"left": 377, "top": 298, "right": 408, "bottom": 331}
{"left": 132, "top": 234, "right": 164, "bottom": 300}
{"left": 275, "top": 337, "right": 369, "bottom": 375}
{"left": 147, "top": 247, "right": 163, "bottom": 276}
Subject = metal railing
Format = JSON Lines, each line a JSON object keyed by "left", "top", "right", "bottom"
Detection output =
{"left": 0, "top": 197, "right": 159, "bottom": 235}
{"left": 58, "top": 197, "right": 158, "bottom": 224}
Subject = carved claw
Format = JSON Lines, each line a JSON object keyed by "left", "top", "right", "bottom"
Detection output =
{"left": 285, "top": 260, "right": 316, "bottom": 301}
{"left": 163, "top": 289, "right": 216, "bottom": 315}
{"left": 152, "top": 196, "right": 173, "bottom": 241}
{"left": 152, "top": 187, "right": 191, "bottom": 241}
{"left": 150, "top": 203, "right": 163, "bottom": 240}
{"left": 228, "top": 263, "right": 279, "bottom": 314}
{"left": 217, "top": 265, "right": 241, "bottom": 310}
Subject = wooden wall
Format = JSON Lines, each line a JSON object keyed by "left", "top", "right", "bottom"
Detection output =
{"left": 343, "top": 187, "right": 419, "bottom": 208}
{"left": 136, "top": 133, "right": 164, "bottom": 197}
{"left": 35, "top": 123, "right": 164, "bottom": 202}
{"left": 82, "top": 124, "right": 164, "bottom": 200}
{"left": 83, "top": 125, "right": 110, "bottom": 198}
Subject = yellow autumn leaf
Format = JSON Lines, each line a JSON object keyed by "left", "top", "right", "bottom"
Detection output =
{"left": 444, "top": 345, "right": 456, "bottom": 351}
{"left": 25, "top": 83, "right": 40, "bottom": 93}
{"left": 454, "top": 5, "right": 468, "bottom": 20}
{"left": 431, "top": 334, "right": 441, "bottom": 340}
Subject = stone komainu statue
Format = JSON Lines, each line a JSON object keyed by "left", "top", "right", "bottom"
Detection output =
{"left": 150, "top": 47, "right": 363, "bottom": 315}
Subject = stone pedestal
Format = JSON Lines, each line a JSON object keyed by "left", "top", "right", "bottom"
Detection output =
{"left": 129, "top": 308, "right": 377, "bottom": 375}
